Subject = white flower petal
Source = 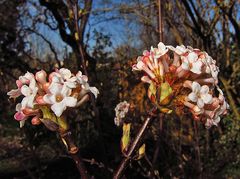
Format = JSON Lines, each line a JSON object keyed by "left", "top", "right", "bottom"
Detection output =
{"left": 51, "top": 102, "right": 66, "bottom": 117}
{"left": 188, "top": 92, "right": 198, "bottom": 102}
{"left": 65, "top": 81, "right": 76, "bottom": 89}
{"left": 192, "top": 82, "right": 201, "bottom": 93}
{"left": 49, "top": 83, "right": 62, "bottom": 94}
{"left": 89, "top": 87, "right": 99, "bottom": 98}
{"left": 52, "top": 76, "right": 62, "bottom": 83}
{"left": 213, "top": 116, "right": 220, "bottom": 125}
{"left": 27, "top": 95, "right": 35, "bottom": 108}
{"left": 43, "top": 94, "right": 55, "bottom": 104}
{"left": 29, "top": 78, "right": 37, "bottom": 89}
{"left": 64, "top": 97, "right": 77, "bottom": 107}
{"left": 61, "top": 85, "right": 72, "bottom": 97}
{"left": 20, "top": 120, "right": 26, "bottom": 128}
{"left": 188, "top": 52, "right": 198, "bottom": 62}
{"left": 21, "top": 85, "right": 31, "bottom": 96}
{"left": 201, "top": 94, "right": 213, "bottom": 104}
{"left": 136, "top": 61, "right": 145, "bottom": 70}
{"left": 200, "top": 85, "right": 209, "bottom": 94}
{"left": 197, "top": 98, "right": 204, "bottom": 108}
{"left": 59, "top": 68, "right": 72, "bottom": 79}
{"left": 21, "top": 97, "right": 28, "bottom": 108}
{"left": 7, "top": 89, "right": 21, "bottom": 98}
{"left": 191, "top": 61, "right": 202, "bottom": 74}
{"left": 181, "top": 60, "right": 189, "bottom": 70}
{"left": 16, "top": 103, "right": 22, "bottom": 111}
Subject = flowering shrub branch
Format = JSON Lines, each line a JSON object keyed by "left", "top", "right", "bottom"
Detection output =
{"left": 113, "top": 42, "right": 229, "bottom": 178}
{"left": 7, "top": 68, "right": 99, "bottom": 178}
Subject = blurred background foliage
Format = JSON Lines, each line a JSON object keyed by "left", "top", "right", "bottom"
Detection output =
{"left": 0, "top": 0, "right": 240, "bottom": 178}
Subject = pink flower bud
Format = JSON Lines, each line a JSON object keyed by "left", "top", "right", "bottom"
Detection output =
{"left": 31, "top": 116, "right": 41, "bottom": 125}
{"left": 183, "top": 80, "right": 192, "bottom": 89}
{"left": 22, "top": 108, "right": 39, "bottom": 116}
{"left": 16, "top": 80, "right": 23, "bottom": 88}
{"left": 35, "top": 70, "right": 47, "bottom": 84}
{"left": 36, "top": 96, "right": 45, "bottom": 104}
{"left": 49, "top": 72, "right": 58, "bottom": 82}
{"left": 14, "top": 111, "right": 26, "bottom": 121}
{"left": 43, "top": 82, "right": 50, "bottom": 92}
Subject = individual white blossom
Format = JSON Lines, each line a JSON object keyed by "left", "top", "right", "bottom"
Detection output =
{"left": 150, "top": 42, "right": 168, "bottom": 59}
{"left": 188, "top": 82, "right": 213, "bottom": 108}
{"left": 43, "top": 83, "right": 77, "bottom": 117}
{"left": 51, "top": 68, "right": 77, "bottom": 89}
{"left": 167, "top": 45, "right": 189, "bottom": 55}
{"left": 181, "top": 52, "right": 203, "bottom": 74}
{"left": 14, "top": 103, "right": 27, "bottom": 121}
{"left": 76, "top": 71, "right": 99, "bottom": 98}
{"left": 20, "top": 78, "right": 38, "bottom": 109}
{"left": 7, "top": 72, "right": 35, "bottom": 99}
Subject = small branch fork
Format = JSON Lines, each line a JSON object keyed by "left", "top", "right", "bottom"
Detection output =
{"left": 59, "top": 130, "right": 90, "bottom": 179}
{"left": 113, "top": 107, "right": 158, "bottom": 179}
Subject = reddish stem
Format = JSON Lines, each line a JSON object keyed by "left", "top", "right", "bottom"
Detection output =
{"left": 60, "top": 130, "right": 89, "bottom": 179}
{"left": 113, "top": 108, "right": 157, "bottom": 179}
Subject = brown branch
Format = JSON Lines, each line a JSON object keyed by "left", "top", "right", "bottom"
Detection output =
{"left": 181, "top": 0, "right": 204, "bottom": 39}
{"left": 39, "top": 0, "right": 78, "bottom": 50}
{"left": 25, "top": 28, "right": 62, "bottom": 67}
{"left": 66, "top": 1, "right": 105, "bottom": 160}
{"left": 193, "top": 121, "right": 202, "bottom": 178}
{"left": 82, "top": 158, "right": 114, "bottom": 173}
{"left": 158, "top": 0, "right": 164, "bottom": 42}
{"left": 216, "top": 1, "right": 240, "bottom": 47}
{"left": 113, "top": 107, "right": 158, "bottom": 179}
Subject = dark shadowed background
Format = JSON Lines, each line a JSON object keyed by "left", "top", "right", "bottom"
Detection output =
{"left": 0, "top": 0, "right": 240, "bottom": 178}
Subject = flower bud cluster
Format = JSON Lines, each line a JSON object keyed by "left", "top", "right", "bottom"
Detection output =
{"left": 132, "top": 42, "right": 228, "bottom": 128}
{"left": 7, "top": 68, "right": 99, "bottom": 127}
{"left": 114, "top": 101, "right": 130, "bottom": 126}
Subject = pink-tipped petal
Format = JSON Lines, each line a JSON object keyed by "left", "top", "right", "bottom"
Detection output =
{"left": 36, "top": 96, "right": 46, "bottom": 104}
{"left": 16, "top": 80, "right": 23, "bottom": 88}
{"left": 31, "top": 116, "right": 41, "bottom": 125}
{"left": 14, "top": 111, "right": 26, "bottom": 121}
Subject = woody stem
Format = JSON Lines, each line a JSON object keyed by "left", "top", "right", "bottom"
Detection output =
{"left": 113, "top": 107, "right": 157, "bottom": 179}
{"left": 59, "top": 130, "right": 89, "bottom": 179}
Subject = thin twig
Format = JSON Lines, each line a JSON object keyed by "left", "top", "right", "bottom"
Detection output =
{"left": 193, "top": 121, "right": 202, "bottom": 179}
{"left": 82, "top": 158, "right": 114, "bottom": 173}
{"left": 158, "top": 0, "right": 164, "bottom": 42}
{"left": 67, "top": 0, "right": 106, "bottom": 162}
{"left": 113, "top": 107, "right": 158, "bottom": 179}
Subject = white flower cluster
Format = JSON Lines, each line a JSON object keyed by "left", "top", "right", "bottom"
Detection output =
{"left": 114, "top": 101, "right": 130, "bottom": 126}
{"left": 132, "top": 42, "right": 229, "bottom": 128}
{"left": 7, "top": 68, "right": 99, "bottom": 127}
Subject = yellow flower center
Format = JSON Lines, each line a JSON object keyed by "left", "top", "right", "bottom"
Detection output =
{"left": 56, "top": 94, "right": 63, "bottom": 102}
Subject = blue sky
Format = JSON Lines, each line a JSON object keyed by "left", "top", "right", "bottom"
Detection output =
{"left": 23, "top": 0, "right": 141, "bottom": 60}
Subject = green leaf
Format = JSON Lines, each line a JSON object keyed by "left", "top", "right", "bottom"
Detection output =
{"left": 159, "top": 82, "right": 172, "bottom": 105}
{"left": 137, "top": 144, "right": 145, "bottom": 160}
{"left": 148, "top": 82, "right": 157, "bottom": 103}
{"left": 56, "top": 116, "right": 68, "bottom": 131}
{"left": 75, "top": 32, "right": 79, "bottom": 41}
{"left": 39, "top": 106, "right": 68, "bottom": 131}
{"left": 121, "top": 123, "right": 131, "bottom": 153}
{"left": 160, "top": 107, "right": 172, "bottom": 114}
